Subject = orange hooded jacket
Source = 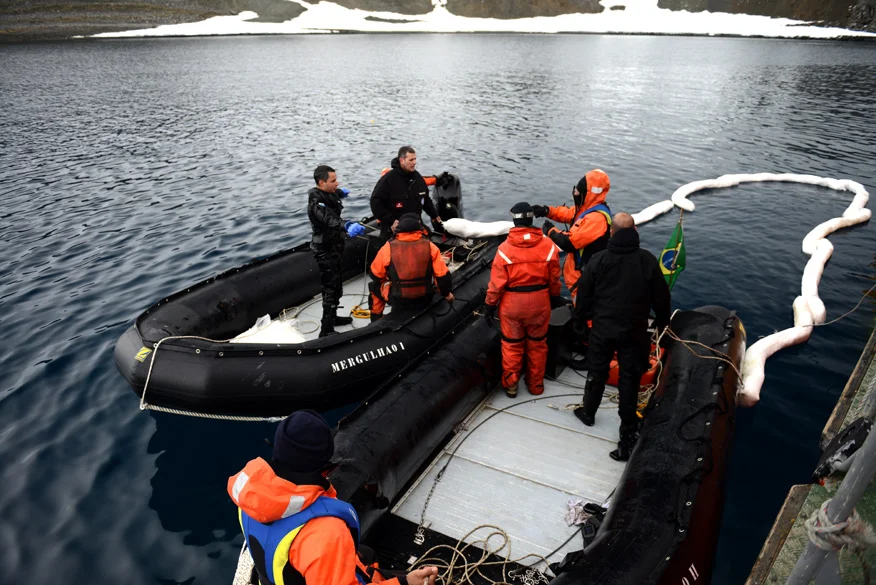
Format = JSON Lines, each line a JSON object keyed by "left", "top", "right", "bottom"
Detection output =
{"left": 228, "top": 458, "right": 402, "bottom": 585}
{"left": 545, "top": 169, "right": 611, "bottom": 302}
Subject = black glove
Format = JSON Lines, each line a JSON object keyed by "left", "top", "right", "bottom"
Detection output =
{"left": 532, "top": 205, "right": 549, "bottom": 218}
{"left": 542, "top": 220, "right": 556, "bottom": 236}
{"left": 550, "top": 296, "right": 567, "bottom": 309}
{"left": 482, "top": 304, "right": 497, "bottom": 322}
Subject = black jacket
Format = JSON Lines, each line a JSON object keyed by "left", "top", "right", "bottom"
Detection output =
{"left": 307, "top": 187, "right": 346, "bottom": 250}
{"left": 573, "top": 227, "right": 671, "bottom": 338}
{"left": 370, "top": 157, "right": 438, "bottom": 234}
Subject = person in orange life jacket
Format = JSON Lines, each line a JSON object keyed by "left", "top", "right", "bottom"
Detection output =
{"left": 570, "top": 212, "right": 671, "bottom": 462}
{"left": 369, "top": 214, "right": 454, "bottom": 322}
{"left": 369, "top": 146, "right": 449, "bottom": 240}
{"left": 228, "top": 410, "right": 439, "bottom": 585}
{"left": 307, "top": 165, "right": 367, "bottom": 338}
{"left": 482, "top": 202, "right": 563, "bottom": 398}
{"left": 531, "top": 169, "right": 612, "bottom": 305}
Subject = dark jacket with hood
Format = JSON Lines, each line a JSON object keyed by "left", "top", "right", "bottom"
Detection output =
{"left": 573, "top": 227, "right": 671, "bottom": 339}
{"left": 307, "top": 187, "right": 346, "bottom": 251}
{"left": 370, "top": 157, "right": 439, "bottom": 234}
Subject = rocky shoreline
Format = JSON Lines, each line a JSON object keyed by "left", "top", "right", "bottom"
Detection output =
{"left": 1, "top": 0, "right": 874, "bottom": 42}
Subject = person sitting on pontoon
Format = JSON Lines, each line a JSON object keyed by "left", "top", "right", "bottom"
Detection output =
{"left": 369, "top": 214, "right": 454, "bottom": 322}
{"left": 228, "top": 410, "right": 439, "bottom": 585}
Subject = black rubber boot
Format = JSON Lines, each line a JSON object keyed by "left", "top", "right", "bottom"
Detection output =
{"left": 334, "top": 314, "right": 353, "bottom": 326}
{"left": 574, "top": 376, "right": 604, "bottom": 427}
{"left": 318, "top": 316, "right": 336, "bottom": 338}
{"left": 610, "top": 423, "right": 640, "bottom": 462}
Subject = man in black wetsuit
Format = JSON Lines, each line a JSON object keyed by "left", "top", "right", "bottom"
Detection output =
{"left": 307, "top": 165, "right": 365, "bottom": 337}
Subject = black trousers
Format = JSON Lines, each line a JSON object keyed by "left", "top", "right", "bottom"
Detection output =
{"left": 312, "top": 244, "right": 343, "bottom": 319}
{"left": 587, "top": 328, "right": 650, "bottom": 428}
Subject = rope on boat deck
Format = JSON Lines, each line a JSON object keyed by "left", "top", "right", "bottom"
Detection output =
{"left": 413, "top": 392, "right": 590, "bottom": 583}
{"left": 410, "top": 523, "right": 558, "bottom": 585}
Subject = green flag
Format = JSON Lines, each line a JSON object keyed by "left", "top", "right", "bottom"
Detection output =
{"left": 659, "top": 219, "right": 686, "bottom": 290}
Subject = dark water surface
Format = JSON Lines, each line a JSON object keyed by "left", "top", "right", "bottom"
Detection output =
{"left": 1, "top": 35, "right": 874, "bottom": 585}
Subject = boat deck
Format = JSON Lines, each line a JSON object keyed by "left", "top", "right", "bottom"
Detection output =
{"left": 292, "top": 272, "right": 380, "bottom": 341}
{"left": 392, "top": 367, "right": 626, "bottom": 565}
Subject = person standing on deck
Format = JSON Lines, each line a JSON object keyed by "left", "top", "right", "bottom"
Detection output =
{"left": 571, "top": 212, "right": 671, "bottom": 461}
{"left": 369, "top": 146, "right": 449, "bottom": 240}
{"left": 531, "top": 169, "right": 612, "bottom": 305}
{"left": 483, "top": 202, "right": 563, "bottom": 398}
{"left": 228, "top": 410, "right": 439, "bottom": 585}
{"left": 307, "top": 165, "right": 366, "bottom": 337}
{"left": 369, "top": 214, "right": 454, "bottom": 322}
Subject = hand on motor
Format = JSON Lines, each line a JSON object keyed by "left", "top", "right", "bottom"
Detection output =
{"left": 391, "top": 219, "right": 400, "bottom": 233}
{"left": 406, "top": 566, "right": 438, "bottom": 585}
{"left": 445, "top": 292, "right": 455, "bottom": 303}
{"left": 345, "top": 221, "right": 366, "bottom": 238}
{"left": 482, "top": 304, "right": 497, "bottom": 322}
{"left": 542, "top": 220, "right": 556, "bottom": 236}
{"left": 432, "top": 216, "right": 443, "bottom": 224}
{"left": 532, "top": 205, "right": 549, "bottom": 218}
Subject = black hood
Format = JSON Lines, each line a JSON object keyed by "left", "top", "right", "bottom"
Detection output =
{"left": 390, "top": 157, "right": 402, "bottom": 171}
{"left": 607, "top": 227, "right": 640, "bottom": 254}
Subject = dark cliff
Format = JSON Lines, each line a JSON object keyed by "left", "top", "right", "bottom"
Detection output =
{"left": 1, "top": 0, "right": 873, "bottom": 42}
{"left": 657, "top": 0, "right": 876, "bottom": 31}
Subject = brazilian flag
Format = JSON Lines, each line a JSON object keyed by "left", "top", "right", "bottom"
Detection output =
{"left": 659, "top": 219, "right": 686, "bottom": 290}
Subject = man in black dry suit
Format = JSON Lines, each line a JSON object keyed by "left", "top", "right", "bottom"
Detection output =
{"left": 307, "top": 165, "right": 366, "bottom": 337}
{"left": 572, "top": 212, "right": 671, "bottom": 461}
{"left": 370, "top": 145, "right": 449, "bottom": 240}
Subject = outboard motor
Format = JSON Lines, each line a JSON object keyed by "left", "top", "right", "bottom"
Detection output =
{"left": 435, "top": 172, "right": 463, "bottom": 221}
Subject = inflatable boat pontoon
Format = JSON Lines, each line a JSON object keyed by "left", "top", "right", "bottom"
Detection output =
{"left": 114, "top": 177, "right": 501, "bottom": 418}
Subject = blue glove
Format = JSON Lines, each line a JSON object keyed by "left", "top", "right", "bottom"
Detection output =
{"left": 338, "top": 188, "right": 350, "bottom": 199}
{"left": 345, "top": 221, "right": 366, "bottom": 238}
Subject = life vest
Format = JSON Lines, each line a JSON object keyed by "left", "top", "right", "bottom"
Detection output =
{"left": 387, "top": 237, "right": 433, "bottom": 302}
{"left": 572, "top": 203, "right": 612, "bottom": 269}
{"left": 238, "top": 496, "right": 368, "bottom": 585}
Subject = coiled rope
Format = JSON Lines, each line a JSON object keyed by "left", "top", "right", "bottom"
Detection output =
{"left": 805, "top": 499, "right": 876, "bottom": 553}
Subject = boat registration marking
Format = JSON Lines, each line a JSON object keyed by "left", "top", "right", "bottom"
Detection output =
{"left": 331, "top": 342, "right": 406, "bottom": 374}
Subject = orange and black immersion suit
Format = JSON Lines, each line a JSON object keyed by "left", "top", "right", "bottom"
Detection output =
{"left": 369, "top": 231, "right": 451, "bottom": 317}
{"left": 228, "top": 457, "right": 402, "bottom": 585}
{"left": 486, "top": 226, "right": 561, "bottom": 395}
{"left": 544, "top": 169, "right": 611, "bottom": 304}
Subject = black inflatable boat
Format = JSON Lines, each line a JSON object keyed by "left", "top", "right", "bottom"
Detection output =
{"left": 114, "top": 177, "right": 502, "bottom": 418}
{"left": 324, "top": 306, "right": 745, "bottom": 585}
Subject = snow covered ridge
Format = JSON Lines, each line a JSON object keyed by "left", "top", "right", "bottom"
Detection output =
{"left": 90, "top": 0, "right": 876, "bottom": 39}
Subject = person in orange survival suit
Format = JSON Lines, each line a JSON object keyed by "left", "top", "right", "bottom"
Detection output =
{"left": 369, "top": 213, "right": 454, "bottom": 322}
{"left": 482, "top": 202, "right": 563, "bottom": 398}
{"left": 228, "top": 410, "right": 439, "bottom": 585}
{"left": 531, "top": 169, "right": 612, "bottom": 305}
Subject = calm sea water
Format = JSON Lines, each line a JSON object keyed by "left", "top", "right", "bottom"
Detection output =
{"left": 0, "top": 34, "right": 874, "bottom": 585}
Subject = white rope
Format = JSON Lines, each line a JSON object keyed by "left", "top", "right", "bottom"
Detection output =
{"left": 805, "top": 499, "right": 876, "bottom": 553}
{"left": 633, "top": 172, "right": 870, "bottom": 407}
